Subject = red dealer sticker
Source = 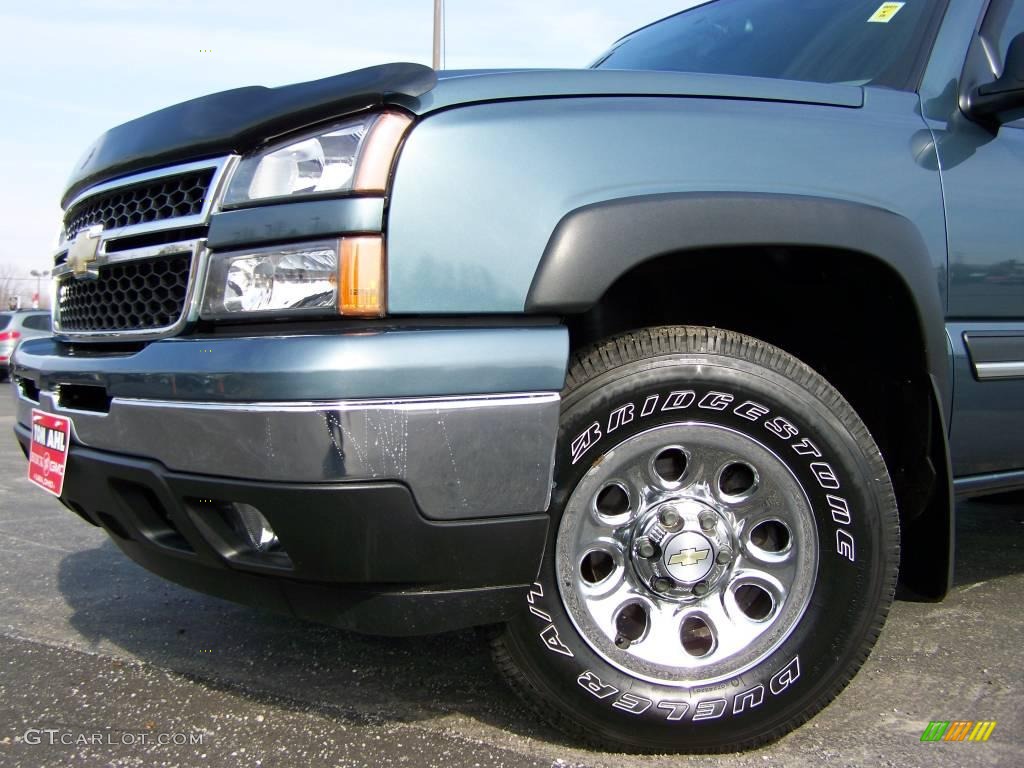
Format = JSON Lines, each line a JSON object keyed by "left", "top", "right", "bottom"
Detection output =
{"left": 28, "top": 409, "right": 72, "bottom": 497}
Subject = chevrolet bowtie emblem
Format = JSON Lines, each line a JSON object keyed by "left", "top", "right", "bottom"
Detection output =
{"left": 668, "top": 547, "right": 710, "bottom": 567}
{"left": 66, "top": 224, "right": 104, "bottom": 279}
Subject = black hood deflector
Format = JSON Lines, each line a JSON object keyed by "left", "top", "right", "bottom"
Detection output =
{"left": 64, "top": 62, "right": 437, "bottom": 206}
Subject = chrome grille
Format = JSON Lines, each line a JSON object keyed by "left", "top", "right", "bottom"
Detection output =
{"left": 64, "top": 169, "right": 215, "bottom": 241}
{"left": 53, "top": 157, "right": 234, "bottom": 340}
{"left": 58, "top": 254, "right": 192, "bottom": 332}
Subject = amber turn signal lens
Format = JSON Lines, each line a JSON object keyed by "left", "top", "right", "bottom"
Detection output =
{"left": 353, "top": 112, "right": 413, "bottom": 192}
{"left": 339, "top": 236, "right": 385, "bottom": 316}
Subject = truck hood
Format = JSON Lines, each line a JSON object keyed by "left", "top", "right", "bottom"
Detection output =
{"left": 64, "top": 64, "right": 862, "bottom": 206}
{"left": 423, "top": 67, "right": 863, "bottom": 113}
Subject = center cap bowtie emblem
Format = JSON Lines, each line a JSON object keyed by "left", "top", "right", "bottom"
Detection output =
{"left": 668, "top": 547, "right": 710, "bottom": 567}
{"left": 662, "top": 530, "right": 717, "bottom": 582}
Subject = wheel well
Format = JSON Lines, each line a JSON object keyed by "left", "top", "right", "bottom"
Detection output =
{"left": 564, "top": 246, "right": 950, "bottom": 598}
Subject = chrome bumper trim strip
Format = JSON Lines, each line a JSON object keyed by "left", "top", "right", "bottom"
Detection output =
{"left": 16, "top": 390, "right": 560, "bottom": 521}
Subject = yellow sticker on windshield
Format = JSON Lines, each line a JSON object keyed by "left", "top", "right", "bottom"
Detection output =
{"left": 868, "top": 2, "right": 905, "bottom": 22}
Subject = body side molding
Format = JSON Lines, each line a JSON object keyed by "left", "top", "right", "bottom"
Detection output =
{"left": 963, "top": 332, "right": 1024, "bottom": 380}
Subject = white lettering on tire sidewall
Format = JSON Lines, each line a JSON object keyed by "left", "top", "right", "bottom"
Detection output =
{"left": 570, "top": 388, "right": 858, "bottom": 563}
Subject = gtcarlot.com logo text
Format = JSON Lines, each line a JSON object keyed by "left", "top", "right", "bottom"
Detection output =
{"left": 22, "top": 729, "right": 206, "bottom": 747}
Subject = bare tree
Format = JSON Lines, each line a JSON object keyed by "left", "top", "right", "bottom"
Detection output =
{"left": 0, "top": 263, "right": 17, "bottom": 311}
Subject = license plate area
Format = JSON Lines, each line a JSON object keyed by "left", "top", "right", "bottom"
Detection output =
{"left": 28, "top": 409, "right": 72, "bottom": 497}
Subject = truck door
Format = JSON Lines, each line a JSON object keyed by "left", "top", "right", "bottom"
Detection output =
{"left": 937, "top": 0, "right": 1024, "bottom": 479}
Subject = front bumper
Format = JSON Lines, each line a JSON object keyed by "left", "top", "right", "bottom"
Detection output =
{"left": 11, "top": 327, "right": 567, "bottom": 634}
{"left": 12, "top": 328, "right": 566, "bottom": 520}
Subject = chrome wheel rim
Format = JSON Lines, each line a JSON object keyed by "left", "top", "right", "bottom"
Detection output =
{"left": 556, "top": 422, "right": 818, "bottom": 686}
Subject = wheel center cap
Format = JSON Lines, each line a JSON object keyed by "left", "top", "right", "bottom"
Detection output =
{"left": 662, "top": 530, "right": 716, "bottom": 582}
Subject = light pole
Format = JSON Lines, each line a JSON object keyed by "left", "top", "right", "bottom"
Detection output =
{"left": 432, "top": 0, "right": 444, "bottom": 70}
{"left": 29, "top": 270, "right": 50, "bottom": 309}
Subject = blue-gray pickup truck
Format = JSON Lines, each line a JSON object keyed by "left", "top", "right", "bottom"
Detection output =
{"left": 10, "top": 0, "right": 1024, "bottom": 752}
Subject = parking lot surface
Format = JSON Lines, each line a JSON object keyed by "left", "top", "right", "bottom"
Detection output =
{"left": 0, "top": 392, "right": 1021, "bottom": 767}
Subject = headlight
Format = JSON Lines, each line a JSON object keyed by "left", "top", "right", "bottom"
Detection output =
{"left": 202, "top": 241, "right": 338, "bottom": 318}
{"left": 201, "top": 237, "right": 385, "bottom": 319}
{"left": 222, "top": 111, "right": 412, "bottom": 206}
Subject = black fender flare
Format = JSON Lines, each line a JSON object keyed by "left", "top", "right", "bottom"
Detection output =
{"left": 527, "top": 192, "right": 949, "bottom": 413}
{"left": 526, "top": 191, "right": 953, "bottom": 597}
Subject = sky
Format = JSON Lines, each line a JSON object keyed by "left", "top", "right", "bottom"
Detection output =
{"left": 0, "top": 0, "right": 701, "bottom": 289}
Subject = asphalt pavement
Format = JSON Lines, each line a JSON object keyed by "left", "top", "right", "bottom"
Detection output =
{"left": 0, "top": 391, "right": 1021, "bottom": 768}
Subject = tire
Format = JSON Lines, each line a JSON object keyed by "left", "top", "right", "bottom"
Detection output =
{"left": 492, "top": 326, "right": 899, "bottom": 752}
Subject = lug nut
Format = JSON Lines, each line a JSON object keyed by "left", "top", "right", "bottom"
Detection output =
{"left": 636, "top": 537, "right": 657, "bottom": 559}
{"left": 659, "top": 506, "right": 682, "bottom": 530}
{"left": 692, "top": 580, "right": 710, "bottom": 597}
{"left": 614, "top": 635, "right": 632, "bottom": 650}
{"left": 716, "top": 547, "right": 733, "bottom": 565}
{"left": 652, "top": 577, "right": 673, "bottom": 593}
{"left": 699, "top": 511, "right": 718, "bottom": 532}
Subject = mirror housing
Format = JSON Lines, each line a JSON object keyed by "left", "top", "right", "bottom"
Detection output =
{"left": 965, "top": 31, "right": 1024, "bottom": 124}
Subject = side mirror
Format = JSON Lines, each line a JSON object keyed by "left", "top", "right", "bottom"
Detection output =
{"left": 965, "top": 31, "right": 1024, "bottom": 124}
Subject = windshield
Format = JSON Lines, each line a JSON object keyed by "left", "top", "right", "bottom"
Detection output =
{"left": 0, "top": 315, "right": 10, "bottom": 331}
{"left": 594, "top": 0, "right": 945, "bottom": 89}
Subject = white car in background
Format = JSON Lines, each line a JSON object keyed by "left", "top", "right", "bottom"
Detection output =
{"left": 1, "top": 310, "right": 52, "bottom": 381}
